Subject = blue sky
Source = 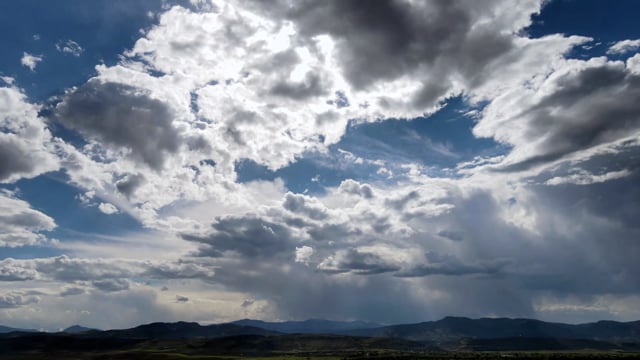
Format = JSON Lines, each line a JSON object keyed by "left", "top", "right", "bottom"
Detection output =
{"left": 2, "top": 0, "right": 640, "bottom": 330}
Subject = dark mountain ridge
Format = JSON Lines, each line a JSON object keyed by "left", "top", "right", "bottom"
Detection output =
{"left": 230, "top": 318, "right": 381, "bottom": 334}
{"left": 343, "top": 316, "right": 640, "bottom": 342}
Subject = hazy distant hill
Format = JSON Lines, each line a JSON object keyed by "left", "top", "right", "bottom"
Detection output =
{"left": 97, "top": 321, "right": 278, "bottom": 339}
{"left": 230, "top": 318, "right": 381, "bottom": 334}
{"left": 0, "top": 325, "right": 36, "bottom": 334}
{"left": 62, "top": 325, "right": 98, "bottom": 333}
{"left": 343, "top": 316, "right": 640, "bottom": 342}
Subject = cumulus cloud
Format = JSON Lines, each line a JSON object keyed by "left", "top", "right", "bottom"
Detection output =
{"left": 0, "top": 291, "right": 40, "bottom": 308}
{"left": 0, "top": 85, "right": 59, "bottom": 183}
{"left": 294, "top": 245, "right": 314, "bottom": 265}
{"left": 20, "top": 52, "right": 43, "bottom": 71}
{"left": 0, "top": 191, "right": 56, "bottom": 247}
{"left": 4, "top": 0, "right": 640, "bottom": 327}
{"left": 55, "top": 81, "right": 184, "bottom": 170}
{"left": 98, "top": 202, "right": 119, "bottom": 215}
{"left": 607, "top": 39, "right": 640, "bottom": 55}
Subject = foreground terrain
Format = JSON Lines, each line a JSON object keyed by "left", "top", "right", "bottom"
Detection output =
{"left": 2, "top": 317, "right": 640, "bottom": 359}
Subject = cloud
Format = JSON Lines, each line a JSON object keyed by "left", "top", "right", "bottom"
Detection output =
{"left": 0, "top": 291, "right": 40, "bottom": 308}
{"left": 0, "top": 190, "right": 56, "bottom": 247}
{"left": 59, "top": 286, "right": 86, "bottom": 297}
{"left": 55, "top": 39, "right": 84, "bottom": 56}
{"left": 318, "top": 248, "right": 400, "bottom": 275}
{"left": 607, "top": 39, "right": 640, "bottom": 55}
{"left": 20, "top": 52, "right": 43, "bottom": 71}
{"left": 395, "top": 252, "right": 510, "bottom": 277}
{"left": 338, "top": 179, "right": 374, "bottom": 199}
{"left": 98, "top": 202, "right": 119, "bottom": 215}
{"left": 294, "top": 245, "right": 314, "bottom": 265}
{"left": 475, "top": 57, "right": 640, "bottom": 172}
{"left": 54, "top": 81, "right": 184, "bottom": 170}
{"left": 92, "top": 278, "right": 130, "bottom": 292}
{"left": 545, "top": 169, "right": 632, "bottom": 186}
{"left": 0, "top": 85, "right": 60, "bottom": 183}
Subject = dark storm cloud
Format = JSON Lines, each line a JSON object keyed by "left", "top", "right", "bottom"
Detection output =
{"left": 54, "top": 81, "right": 183, "bottom": 170}
{"left": 395, "top": 251, "right": 510, "bottom": 277}
{"left": 185, "top": 215, "right": 295, "bottom": 259}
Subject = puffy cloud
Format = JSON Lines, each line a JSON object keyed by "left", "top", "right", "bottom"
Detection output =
{"left": 54, "top": 81, "right": 185, "bottom": 170}
{"left": 0, "top": 85, "right": 59, "bottom": 183}
{"left": 0, "top": 291, "right": 40, "bottom": 308}
{"left": 0, "top": 191, "right": 56, "bottom": 247}
{"left": 607, "top": 39, "right": 640, "bottom": 55}
{"left": 338, "top": 179, "right": 373, "bottom": 199}
{"left": 294, "top": 245, "right": 314, "bottom": 265}
{"left": 20, "top": 52, "right": 42, "bottom": 71}
{"left": 98, "top": 202, "right": 119, "bottom": 215}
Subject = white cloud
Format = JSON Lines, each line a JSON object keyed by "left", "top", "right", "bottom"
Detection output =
{"left": 98, "top": 202, "right": 119, "bottom": 215}
{"left": 0, "top": 85, "right": 60, "bottom": 183}
{"left": 607, "top": 39, "right": 640, "bottom": 55}
{"left": 20, "top": 52, "right": 43, "bottom": 71}
{"left": 55, "top": 39, "right": 84, "bottom": 56}
{"left": 294, "top": 245, "right": 314, "bottom": 265}
{"left": 0, "top": 190, "right": 56, "bottom": 248}
{"left": 545, "top": 169, "right": 631, "bottom": 186}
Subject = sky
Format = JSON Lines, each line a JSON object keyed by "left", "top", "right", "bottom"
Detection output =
{"left": 1, "top": 0, "right": 640, "bottom": 331}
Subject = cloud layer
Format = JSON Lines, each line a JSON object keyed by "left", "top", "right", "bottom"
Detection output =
{"left": 1, "top": 0, "right": 640, "bottom": 330}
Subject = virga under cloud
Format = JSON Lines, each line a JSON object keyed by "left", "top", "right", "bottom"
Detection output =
{"left": 1, "top": 0, "right": 640, "bottom": 330}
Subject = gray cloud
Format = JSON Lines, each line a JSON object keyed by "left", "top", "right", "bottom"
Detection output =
{"left": 92, "top": 278, "right": 131, "bottom": 292}
{"left": 396, "top": 252, "right": 510, "bottom": 277}
{"left": 282, "top": 193, "right": 328, "bottom": 221}
{"left": 318, "top": 248, "right": 400, "bottom": 275}
{"left": 185, "top": 215, "right": 295, "bottom": 259}
{"left": 0, "top": 291, "right": 40, "bottom": 308}
{"left": 0, "top": 259, "right": 38, "bottom": 281}
{"left": 115, "top": 173, "right": 146, "bottom": 198}
{"left": 0, "top": 138, "right": 39, "bottom": 181}
{"left": 482, "top": 61, "right": 640, "bottom": 172}
{"left": 59, "top": 286, "right": 86, "bottom": 297}
{"left": 254, "top": 0, "right": 537, "bottom": 109}
{"left": 54, "top": 81, "right": 183, "bottom": 170}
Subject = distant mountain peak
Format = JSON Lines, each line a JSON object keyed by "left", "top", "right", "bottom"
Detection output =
{"left": 63, "top": 325, "right": 97, "bottom": 333}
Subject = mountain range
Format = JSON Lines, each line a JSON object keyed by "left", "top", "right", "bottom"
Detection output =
{"left": 0, "top": 317, "right": 640, "bottom": 354}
